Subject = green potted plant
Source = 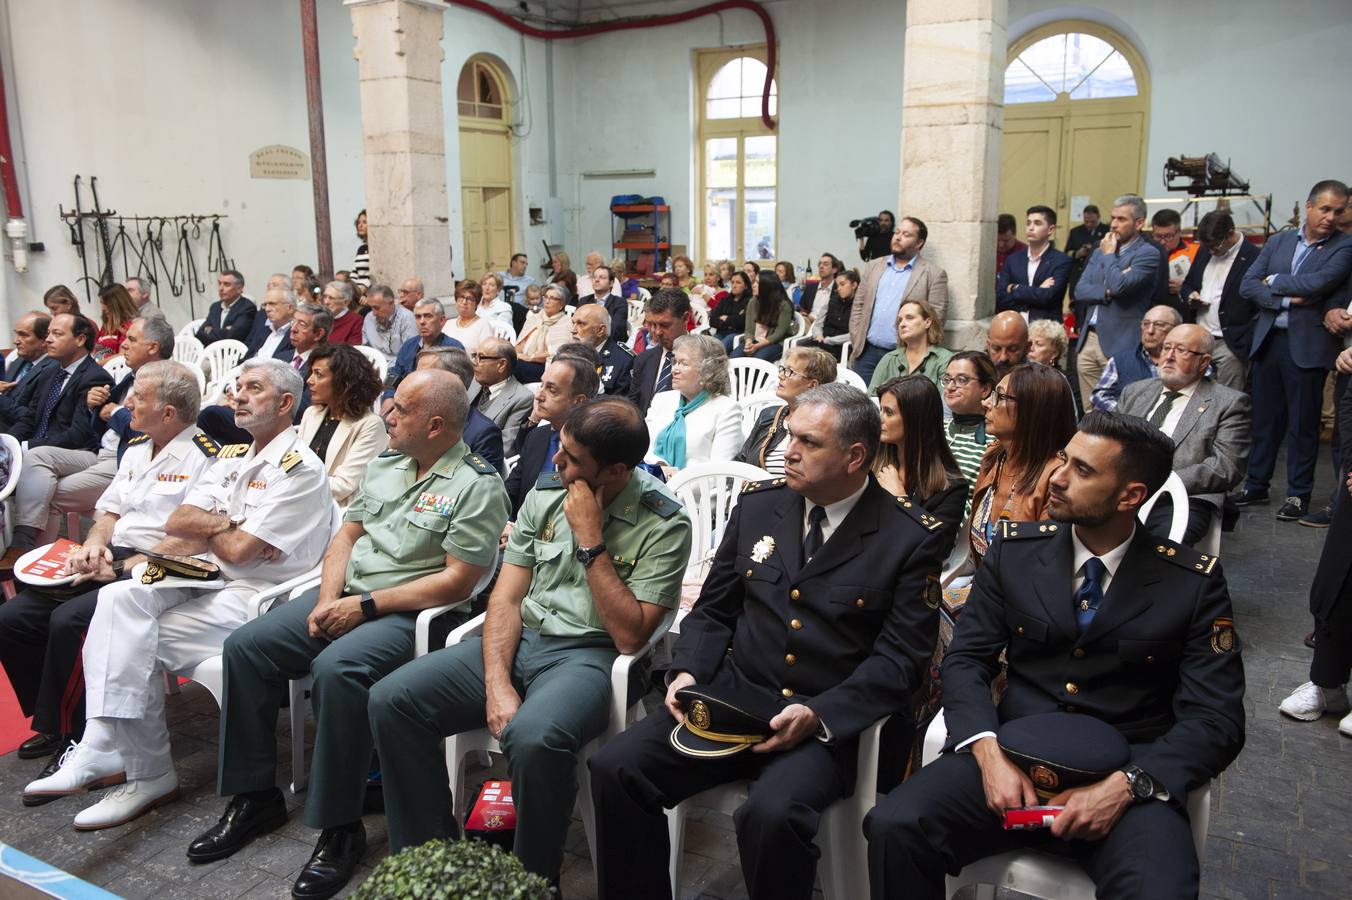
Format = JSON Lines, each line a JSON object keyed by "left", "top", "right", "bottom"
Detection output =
{"left": 352, "top": 838, "right": 553, "bottom": 899}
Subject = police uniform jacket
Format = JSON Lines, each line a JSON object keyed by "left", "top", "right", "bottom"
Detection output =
{"left": 671, "top": 477, "right": 947, "bottom": 741}
{"left": 598, "top": 338, "right": 634, "bottom": 397}
{"left": 941, "top": 523, "right": 1246, "bottom": 802}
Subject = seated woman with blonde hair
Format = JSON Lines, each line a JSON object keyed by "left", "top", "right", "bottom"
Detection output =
{"left": 300, "top": 343, "right": 389, "bottom": 507}
{"left": 1027, "top": 317, "right": 1068, "bottom": 368}
{"left": 867, "top": 297, "right": 952, "bottom": 393}
{"left": 735, "top": 346, "right": 835, "bottom": 475}
{"left": 645, "top": 333, "right": 743, "bottom": 472}
{"left": 514, "top": 283, "right": 573, "bottom": 382}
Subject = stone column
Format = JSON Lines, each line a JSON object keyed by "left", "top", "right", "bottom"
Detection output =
{"left": 347, "top": 0, "right": 453, "bottom": 297}
{"left": 898, "top": 0, "right": 1007, "bottom": 350}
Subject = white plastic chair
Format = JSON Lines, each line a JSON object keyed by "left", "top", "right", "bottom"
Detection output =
{"left": 185, "top": 363, "right": 207, "bottom": 398}
{"left": 198, "top": 339, "right": 248, "bottom": 382}
{"left": 178, "top": 319, "right": 205, "bottom": 341}
{"left": 666, "top": 461, "right": 770, "bottom": 582}
{"left": 836, "top": 366, "right": 867, "bottom": 392}
{"left": 443, "top": 606, "right": 676, "bottom": 883}
{"left": 172, "top": 334, "right": 204, "bottom": 369}
{"left": 353, "top": 344, "right": 389, "bottom": 383}
{"left": 0, "top": 432, "right": 23, "bottom": 553}
{"left": 503, "top": 455, "right": 519, "bottom": 478}
{"left": 921, "top": 710, "right": 1212, "bottom": 899}
{"left": 728, "top": 358, "right": 778, "bottom": 402}
{"left": 666, "top": 715, "right": 888, "bottom": 900}
{"left": 489, "top": 317, "right": 516, "bottom": 341}
{"left": 737, "top": 390, "right": 786, "bottom": 437}
{"left": 1138, "top": 471, "right": 1189, "bottom": 544}
{"left": 103, "top": 356, "right": 131, "bottom": 386}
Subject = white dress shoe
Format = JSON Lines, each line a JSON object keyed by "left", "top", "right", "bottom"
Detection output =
{"left": 1339, "top": 709, "right": 1352, "bottom": 738}
{"left": 73, "top": 769, "right": 180, "bottom": 831}
{"left": 23, "top": 742, "right": 125, "bottom": 804}
{"left": 1278, "top": 681, "right": 1351, "bottom": 721}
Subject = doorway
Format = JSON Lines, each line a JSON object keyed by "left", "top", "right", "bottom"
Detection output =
{"left": 458, "top": 57, "right": 514, "bottom": 279}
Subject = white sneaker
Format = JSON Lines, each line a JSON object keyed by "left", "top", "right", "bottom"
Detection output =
{"left": 73, "top": 770, "right": 179, "bottom": 831}
{"left": 1339, "top": 709, "right": 1352, "bottom": 738}
{"left": 1278, "top": 681, "right": 1351, "bottom": 721}
{"left": 22, "top": 742, "right": 125, "bottom": 803}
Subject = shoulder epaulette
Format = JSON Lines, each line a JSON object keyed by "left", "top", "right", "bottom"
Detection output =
{"left": 378, "top": 448, "right": 401, "bottom": 458}
{"left": 217, "top": 443, "right": 250, "bottom": 459}
{"left": 641, "top": 489, "right": 683, "bottom": 519}
{"left": 741, "top": 477, "right": 787, "bottom": 494}
{"left": 613, "top": 341, "right": 635, "bottom": 357}
{"left": 127, "top": 433, "right": 151, "bottom": 446}
{"left": 280, "top": 449, "right": 304, "bottom": 474}
{"left": 1154, "top": 540, "right": 1218, "bottom": 575}
{"left": 895, "top": 495, "right": 946, "bottom": 532}
{"left": 192, "top": 433, "right": 220, "bottom": 457}
{"left": 995, "top": 520, "right": 1061, "bottom": 541}
{"left": 465, "top": 453, "right": 497, "bottom": 475}
{"left": 535, "top": 471, "right": 564, "bottom": 490}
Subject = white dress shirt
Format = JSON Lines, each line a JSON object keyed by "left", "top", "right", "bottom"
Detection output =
{"left": 1196, "top": 240, "right": 1242, "bottom": 337}
{"left": 1146, "top": 380, "right": 1198, "bottom": 439}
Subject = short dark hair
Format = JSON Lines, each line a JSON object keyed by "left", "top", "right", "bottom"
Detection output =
{"left": 837, "top": 269, "right": 861, "bottom": 287}
{"left": 510, "top": 252, "right": 528, "bottom": 264}
{"left": 820, "top": 253, "right": 843, "bottom": 275}
{"left": 309, "top": 343, "right": 383, "bottom": 419}
{"left": 1151, "top": 208, "right": 1182, "bottom": 229}
{"left": 1083, "top": 204, "right": 1100, "bottom": 216}
{"left": 901, "top": 216, "right": 928, "bottom": 244}
{"left": 1026, "top": 205, "right": 1057, "bottom": 226}
{"left": 550, "top": 354, "right": 600, "bottom": 399}
{"left": 1308, "top": 180, "right": 1350, "bottom": 202}
{"left": 796, "top": 382, "right": 882, "bottom": 468}
{"left": 878, "top": 210, "right": 896, "bottom": 221}
{"left": 1078, "top": 410, "right": 1176, "bottom": 503}
{"left": 997, "top": 213, "right": 1017, "bottom": 234}
{"left": 948, "top": 350, "right": 998, "bottom": 390}
{"left": 591, "top": 264, "right": 613, "bottom": 283}
{"left": 30, "top": 312, "right": 50, "bottom": 340}
{"left": 69, "top": 314, "right": 98, "bottom": 352}
{"left": 644, "top": 286, "right": 691, "bottom": 319}
{"left": 1196, "top": 210, "right": 1235, "bottom": 246}
{"left": 561, "top": 397, "right": 649, "bottom": 469}
{"left": 552, "top": 341, "right": 601, "bottom": 372}
{"left": 221, "top": 269, "right": 245, "bottom": 287}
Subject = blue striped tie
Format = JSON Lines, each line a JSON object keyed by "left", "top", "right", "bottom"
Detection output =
{"left": 34, "top": 370, "right": 69, "bottom": 441}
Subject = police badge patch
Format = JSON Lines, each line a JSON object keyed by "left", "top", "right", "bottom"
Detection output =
{"left": 750, "top": 536, "right": 775, "bottom": 563}
{"left": 1211, "top": 617, "right": 1237, "bottom": 654}
{"left": 924, "top": 575, "right": 941, "bottom": 609}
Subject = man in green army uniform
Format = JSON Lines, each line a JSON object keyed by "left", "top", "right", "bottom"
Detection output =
{"left": 186, "top": 369, "right": 509, "bottom": 900}
{"left": 368, "top": 396, "right": 693, "bottom": 886}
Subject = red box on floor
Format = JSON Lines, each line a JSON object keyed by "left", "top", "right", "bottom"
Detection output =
{"left": 465, "top": 780, "right": 516, "bottom": 850}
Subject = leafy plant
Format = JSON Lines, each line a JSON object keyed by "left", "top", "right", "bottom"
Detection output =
{"left": 353, "top": 838, "right": 553, "bottom": 900}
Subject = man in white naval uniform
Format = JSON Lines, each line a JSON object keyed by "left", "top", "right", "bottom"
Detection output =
{"left": 25, "top": 358, "right": 337, "bottom": 828}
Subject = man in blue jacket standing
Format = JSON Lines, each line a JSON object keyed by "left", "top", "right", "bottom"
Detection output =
{"left": 996, "top": 205, "right": 1072, "bottom": 323}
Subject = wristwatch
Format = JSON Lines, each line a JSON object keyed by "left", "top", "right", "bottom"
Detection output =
{"left": 575, "top": 543, "right": 608, "bottom": 569}
{"left": 1121, "top": 764, "right": 1156, "bottom": 802}
{"left": 359, "top": 592, "right": 379, "bottom": 621}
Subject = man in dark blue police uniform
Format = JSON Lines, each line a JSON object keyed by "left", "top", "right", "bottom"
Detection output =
{"left": 588, "top": 383, "right": 947, "bottom": 900}
{"left": 865, "top": 411, "right": 1246, "bottom": 900}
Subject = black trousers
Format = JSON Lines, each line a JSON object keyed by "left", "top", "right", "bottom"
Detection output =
{"left": 864, "top": 752, "right": 1199, "bottom": 900}
{"left": 0, "top": 586, "right": 101, "bottom": 738}
{"left": 588, "top": 697, "right": 855, "bottom": 900}
{"left": 1143, "top": 495, "right": 1215, "bottom": 548}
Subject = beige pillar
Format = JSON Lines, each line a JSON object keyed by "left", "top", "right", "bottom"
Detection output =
{"left": 899, "top": 0, "right": 1007, "bottom": 350}
{"left": 347, "top": 0, "right": 453, "bottom": 297}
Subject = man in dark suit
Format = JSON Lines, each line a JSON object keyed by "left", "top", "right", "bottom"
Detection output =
{"left": 1120, "top": 324, "right": 1252, "bottom": 545}
{"left": 242, "top": 287, "right": 296, "bottom": 361}
{"left": 0, "top": 314, "right": 112, "bottom": 451}
{"left": 504, "top": 357, "right": 596, "bottom": 516}
{"left": 798, "top": 253, "right": 843, "bottom": 314}
{"left": 627, "top": 288, "right": 690, "bottom": 415}
{"left": 589, "top": 384, "right": 947, "bottom": 900}
{"left": 865, "top": 411, "right": 1246, "bottom": 900}
{"left": 195, "top": 269, "right": 257, "bottom": 346}
{"left": 1072, "top": 195, "right": 1161, "bottom": 411}
{"left": 2, "top": 312, "right": 49, "bottom": 388}
{"left": 996, "top": 205, "right": 1073, "bottom": 322}
{"left": 570, "top": 304, "right": 634, "bottom": 397}
{"left": 1236, "top": 180, "right": 1352, "bottom": 520}
{"left": 1179, "top": 210, "right": 1260, "bottom": 391}
{"left": 574, "top": 264, "right": 629, "bottom": 344}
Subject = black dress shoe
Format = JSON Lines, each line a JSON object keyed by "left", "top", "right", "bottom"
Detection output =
{"left": 21, "top": 748, "right": 73, "bottom": 807}
{"left": 1231, "top": 488, "right": 1270, "bottom": 507}
{"left": 292, "top": 822, "right": 366, "bottom": 900}
{"left": 186, "top": 789, "right": 288, "bottom": 863}
{"left": 18, "top": 733, "right": 63, "bottom": 760}
{"left": 1306, "top": 632, "right": 1317, "bottom": 650}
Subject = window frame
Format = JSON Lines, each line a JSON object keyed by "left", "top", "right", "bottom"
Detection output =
{"left": 1004, "top": 21, "right": 1150, "bottom": 109}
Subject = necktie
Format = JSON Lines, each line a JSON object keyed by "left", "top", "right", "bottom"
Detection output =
{"left": 541, "top": 429, "right": 561, "bottom": 474}
{"left": 802, "top": 505, "right": 827, "bottom": 563}
{"left": 15, "top": 360, "right": 31, "bottom": 382}
{"left": 1074, "top": 557, "right": 1107, "bottom": 634}
{"left": 1147, "top": 390, "right": 1182, "bottom": 429}
{"left": 476, "top": 386, "right": 492, "bottom": 410}
{"left": 655, "top": 351, "right": 672, "bottom": 394}
{"left": 34, "top": 370, "right": 69, "bottom": 441}
{"left": 291, "top": 354, "right": 303, "bottom": 371}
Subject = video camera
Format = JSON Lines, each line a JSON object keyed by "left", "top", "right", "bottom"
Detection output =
{"left": 850, "top": 216, "right": 888, "bottom": 239}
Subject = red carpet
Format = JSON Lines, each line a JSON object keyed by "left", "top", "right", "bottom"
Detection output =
{"left": 0, "top": 669, "right": 32, "bottom": 756}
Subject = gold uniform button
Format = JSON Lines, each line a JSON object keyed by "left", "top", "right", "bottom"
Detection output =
{"left": 1145, "top": 655, "right": 1155, "bottom": 663}
{"left": 855, "top": 598, "right": 865, "bottom": 608}
{"left": 785, "top": 654, "right": 796, "bottom": 665}
{"left": 790, "top": 589, "right": 800, "bottom": 600}
{"left": 790, "top": 618, "right": 803, "bottom": 630}
{"left": 1016, "top": 626, "right": 1025, "bottom": 636}
{"left": 782, "top": 688, "right": 793, "bottom": 698}
{"left": 1065, "top": 682, "right": 1079, "bottom": 695}
{"left": 1072, "top": 648, "right": 1085, "bottom": 658}
{"left": 746, "top": 569, "right": 754, "bottom": 577}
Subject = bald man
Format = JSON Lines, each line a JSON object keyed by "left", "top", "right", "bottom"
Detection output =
{"left": 571, "top": 303, "right": 635, "bottom": 396}
{"left": 986, "top": 311, "right": 1030, "bottom": 380}
{"left": 398, "top": 278, "right": 425, "bottom": 312}
{"left": 1090, "top": 305, "right": 1182, "bottom": 411}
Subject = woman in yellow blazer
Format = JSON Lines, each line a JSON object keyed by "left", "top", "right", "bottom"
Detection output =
{"left": 300, "top": 344, "right": 389, "bottom": 507}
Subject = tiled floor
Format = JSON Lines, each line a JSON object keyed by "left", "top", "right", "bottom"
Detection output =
{"left": 2, "top": 455, "right": 1350, "bottom": 899}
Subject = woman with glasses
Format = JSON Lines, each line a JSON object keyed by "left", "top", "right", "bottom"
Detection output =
{"left": 442, "top": 280, "right": 495, "bottom": 354}
{"left": 514, "top": 283, "right": 573, "bottom": 383}
{"left": 941, "top": 351, "right": 999, "bottom": 517}
{"left": 734, "top": 347, "right": 836, "bottom": 474}
{"left": 867, "top": 298, "right": 952, "bottom": 394}
{"left": 873, "top": 375, "right": 969, "bottom": 557}
{"left": 645, "top": 334, "right": 743, "bottom": 473}
{"left": 731, "top": 270, "right": 795, "bottom": 362}
{"left": 300, "top": 344, "right": 388, "bottom": 507}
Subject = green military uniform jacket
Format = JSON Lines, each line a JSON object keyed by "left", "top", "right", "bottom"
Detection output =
{"left": 342, "top": 440, "right": 510, "bottom": 594}
{"left": 504, "top": 467, "right": 692, "bottom": 638}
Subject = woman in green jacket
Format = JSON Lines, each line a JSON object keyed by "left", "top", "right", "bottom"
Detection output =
{"left": 867, "top": 297, "right": 953, "bottom": 393}
{"left": 732, "top": 270, "right": 796, "bottom": 362}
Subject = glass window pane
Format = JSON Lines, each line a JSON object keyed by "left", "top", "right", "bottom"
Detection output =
{"left": 707, "top": 97, "right": 741, "bottom": 119}
{"left": 706, "top": 187, "right": 737, "bottom": 262}
{"left": 706, "top": 138, "right": 738, "bottom": 188}
{"left": 458, "top": 101, "right": 476, "bottom": 117}
{"left": 1061, "top": 34, "right": 1115, "bottom": 95}
{"left": 706, "top": 56, "right": 777, "bottom": 120}
{"left": 743, "top": 135, "right": 776, "bottom": 187}
{"left": 1004, "top": 58, "right": 1057, "bottom": 104}
{"left": 1068, "top": 50, "right": 1137, "bottom": 99}
{"left": 457, "top": 65, "right": 474, "bottom": 102}
{"left": 744, "top": 187, "right": 776, "bottom": 260}
{"left": 739, "top": 58, "right": 768, "bottom": 97}
{"left": 1017, "top": 34, "right": 1068, "bottom": 93}
{"left": 709, "top": 60, "right": 742, "bottom": 99}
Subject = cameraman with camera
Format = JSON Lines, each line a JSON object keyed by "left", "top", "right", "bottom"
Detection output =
{"left": 854, "top": 210, "right": 897, "bottom": 262}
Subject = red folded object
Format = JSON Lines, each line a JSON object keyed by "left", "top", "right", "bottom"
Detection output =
{"left": 1003, "top": 806, "right": 1064, "bottom": 830}
{"left": 19, "top": 538, "right": 81, "bottom": 579}
{"left": 465, "top": 780, "right": 516, "bottom": 849}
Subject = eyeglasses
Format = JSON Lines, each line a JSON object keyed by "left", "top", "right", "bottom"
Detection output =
{"left": 471, "top": 353, "right": 501, "bottom": 362}
{"left": 992, "top": 390, "right": 1017, "bottom": 408}
{"left": 776, "top": 364, "right": 804, "bottom": 380}
{"left": 1159, "top": 343, "right": 1205, "bottom": 360}
{"left": 940, "top": 374, "right": 977, "bottom": 388}
{"left": 1141, "top": 319, "right": 1176, "bottom": 332}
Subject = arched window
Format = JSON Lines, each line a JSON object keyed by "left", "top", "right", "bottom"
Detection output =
{"left": 457, "top": 59, "right": 506, "bottom": 120}
{"left": 696, "top": 47, "right": 778, "bottom": 263}
{"left": 1004, "top": 26, "right": 1142, "bottom": 105}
